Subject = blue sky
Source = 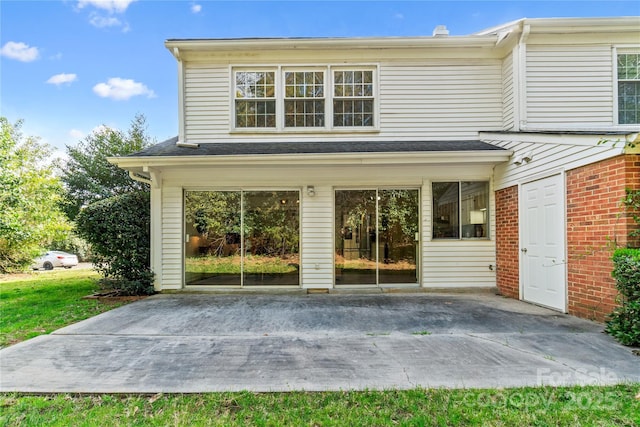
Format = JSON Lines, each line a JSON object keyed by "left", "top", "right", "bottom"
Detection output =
{"left": 1, "top": 1, "right": 638, "bottom": 155}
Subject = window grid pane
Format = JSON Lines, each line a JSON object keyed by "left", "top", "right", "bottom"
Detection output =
{"left": 618, "top": 54, "right": 640, "bottom": 124}
{"left": 285, "top": 100, "right": 325, "bottom": 127}
{"left": 284, "top": 71, "right": 325, "bottom": 127}
{"left": 235, "top": 71, "right": 276, "bottom": 128}
{"left": 333, "top": 100, "right": 374, "bottom": 127}
{"left": 235, "top": 100, "right": 276, "bottom": 128}
{"left": 333, "top": 70, "right": 374, "bottom": 127}
{"left": 235, "top": 72, "right": 275, "bottom": 99}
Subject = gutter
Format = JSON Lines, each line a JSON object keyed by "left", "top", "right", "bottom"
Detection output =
{"left": 109, "top": 150, "right": 514, "bottom": 171}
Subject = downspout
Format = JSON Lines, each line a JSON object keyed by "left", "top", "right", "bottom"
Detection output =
{"left": 174, "top": 47, "right": 186, "bottom": 146}
{"left": 516, "top": 24, "right": 530, "bottom": 131}
{"left": 129, "top": 171, "right": 152, "bottom": 185}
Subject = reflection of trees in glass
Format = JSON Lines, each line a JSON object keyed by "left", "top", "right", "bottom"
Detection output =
{"left": 244, "top": 191, "right": 299, "bottom": 257}
{"left": 185, "top": 191, "right": 241, "bottom": 256}
{"left": 379, "top": 190, "right": 419, "bottom": 239}
{"left": 185, "top": 191, "right": 299, "bottom": 258}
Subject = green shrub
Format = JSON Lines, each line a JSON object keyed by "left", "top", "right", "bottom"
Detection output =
{"left": 605, "top": 248, "right": 640, "bottom": 346}
{"left": 75, "top": 191, "right": 154, "bottom": 295}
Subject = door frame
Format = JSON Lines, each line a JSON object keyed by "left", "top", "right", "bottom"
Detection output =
{"left": 333, "top": 187, "right": 421, "bottom": 288}
{"left": 518, "top": 171, "right": 568, "bottom": 312}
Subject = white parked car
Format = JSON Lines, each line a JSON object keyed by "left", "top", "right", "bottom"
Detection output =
{"left": 32, "top": 251, "right": 79, "bottom": 270}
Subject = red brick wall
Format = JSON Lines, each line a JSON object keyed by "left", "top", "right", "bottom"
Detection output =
{"left": 495, "top": 154, "right": 639, "bottom": 322}
{"left": 495, "top": 185, "right": 519, "bottom": 298}
{"left": 565, "top": 154, "right": 640, "bottom": 321}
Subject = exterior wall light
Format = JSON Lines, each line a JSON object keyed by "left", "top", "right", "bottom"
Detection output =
{"left": 307, "top": 186, "right": 316, "bottom": 197}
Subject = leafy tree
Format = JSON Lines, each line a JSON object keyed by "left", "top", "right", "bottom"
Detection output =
{"left": 60, "top": 113, "right": 154, "bottom": 219}
{"left": 75, "top": 191, "right": 154, "bottom": 295}
{"left": 0, "top": 118, "right": 71, "bottom": 272}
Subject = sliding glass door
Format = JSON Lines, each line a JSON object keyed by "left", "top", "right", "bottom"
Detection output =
{"left": 185, "top": 190, "right": 299, "bottom": 286}
{"left": 335, "top": 189, "right": 419, "bottom": 286}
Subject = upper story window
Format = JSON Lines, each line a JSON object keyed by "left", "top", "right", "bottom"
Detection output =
{"left": 617, "top": 53, "right": 640, "bottom": 125}
{"left": 235, "top": 71, "right": 276, "bottom": 128}
{"left": 233, "top": 66, "right": 377, "bottom": 131}
{"left": 333, "top": 70, "right": 374, "bottom": 127}
{"left": 284, "top": 71, "right": 325, "bottom": 128}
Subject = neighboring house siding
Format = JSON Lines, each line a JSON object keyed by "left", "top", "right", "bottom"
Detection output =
{"left": 495, "top": 185, "right": 519, "bottom": 298}
{"left": 181, "top": 60, "right": 503, "bottom": 143}
{"left": 525, "top": 45, "right": 614, "bottom": 129}
{"left": 566, "top": 154, "right": 640, "bottom": 321}
{"left": 502, "top": 52, "right": 515, "bottom": 130}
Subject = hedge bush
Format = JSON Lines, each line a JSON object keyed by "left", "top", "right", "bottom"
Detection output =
{"left": 75, "top": 191, "right": 154, "bottom": 295}
{"left": 605, "top": 248, "right": 640, "bottom": 346}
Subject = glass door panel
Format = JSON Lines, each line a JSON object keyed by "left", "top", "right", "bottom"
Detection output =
{"left": 378, "top": 189, "right": 419, "bottom": 284}
{"left": 185, "top": 191, "right": 242, "bottom": 286}
{"left": 243, "top": 191, "right": 300, "bottom": 286}
{"left": 335, "top": 190, "right": 377, "bottom": 285}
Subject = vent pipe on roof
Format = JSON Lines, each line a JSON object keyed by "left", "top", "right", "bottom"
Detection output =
{"left": 432, "top": 25, "right": 449, "bottom": 37}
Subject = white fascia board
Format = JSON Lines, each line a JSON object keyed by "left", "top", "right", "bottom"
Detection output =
{"left": 110, "top": 150, "right": 513, "bottom": 171}
{"left": 165, "top": 35, "right": 500, "bottom": 58}
{"left": 522, "top": 16, "right": 640, "bottom": 34}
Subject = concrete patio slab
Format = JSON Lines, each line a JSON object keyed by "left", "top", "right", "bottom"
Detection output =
{"left": 1, "top": 293, "right": 638, "bottom": 392}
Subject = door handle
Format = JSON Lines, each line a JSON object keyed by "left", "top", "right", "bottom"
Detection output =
{"left": 521, "top": 248, "right": 528, "bottom": 253}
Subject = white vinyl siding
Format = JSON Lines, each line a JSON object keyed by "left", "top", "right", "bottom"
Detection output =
{"left": 182, "top": 60, "right": 503, "bottom": 143}
{"left": 184, "top": 64, "right": 229, "bottom": 142}
{"left": 161, "top": 186, "right": 184, "bottom": 289}
{"left": 379, "top": 62, "right": 503, "bottom": 139}
{"left": 525, "top": 46, "right": 614, "bottom": 128}
{"left": 502, "top": 52, "right": 515, "bottom": 130}
{"left": 300, "top": 185, "right": 334, "bottom": 288}
{"left": 422, "top": 180, "right": 496, "bottom": 288}
{"left": 489, "top": 136, "right": 625, "bottom": 191}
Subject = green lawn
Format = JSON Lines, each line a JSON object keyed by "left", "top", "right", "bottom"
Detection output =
{"left": 1, "top": 386, "right": 639, "bottom": 426}
{"left": 0, "top": 269, "right": 133, "bottom": 348}
{"left": 1, "top": 270, "right": 638, "bottom": 426}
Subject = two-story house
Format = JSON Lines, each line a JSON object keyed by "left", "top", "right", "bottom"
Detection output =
{"left": 111, "top": 17, "right": 640, "bottom": 321}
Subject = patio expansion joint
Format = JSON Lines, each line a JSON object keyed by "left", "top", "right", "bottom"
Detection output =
{"left": 462, "top": 331, "right": 588, "bottom": 374}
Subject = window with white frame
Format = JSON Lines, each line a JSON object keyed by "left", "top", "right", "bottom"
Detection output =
{"left": 333, "top": 70, "right": 374, "bottom": 127}
{"left": 284, "top": 71, "right": 325, "bottom": 127}
{"left": 617, "top": 53, "right": 640, "bottom": 125}
{"left": 432, "top": 181, "right": 489, "bottom": 239}
{"left": 234, "top": 71, "right": 276, "bottom": 128}
{"left": 232, "top": 66, "right": 376, "bottom": 130}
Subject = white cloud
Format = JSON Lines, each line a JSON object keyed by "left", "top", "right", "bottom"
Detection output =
{"left": 46, "top": 73, "right": 78, "bottom": 85}
{"left": 191, "top": 3, "right": 202, "bottom": 13}
{"left": 394, "top": 13, "right": 404, "bottom": 20}
{"left": 77, "top": 0, "right": 136, "bottom": 13}
{"left": 0, "top": 41, "right": 40, "bottom": 62}
{"left": 69, "top": 129, "right": 85, "bottom": 140}
{"left": 89, "top": 13, "right": 122, "bottom": 28}
{"left": 93, "top": 77, "right": 156, "bottom": 101}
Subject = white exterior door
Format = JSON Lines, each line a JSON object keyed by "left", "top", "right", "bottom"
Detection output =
{"left": 521, "top": 174, "right": 566, "bottom": 311}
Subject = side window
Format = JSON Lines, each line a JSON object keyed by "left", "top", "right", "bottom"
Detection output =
{"left": 617, "top": 53, "right": 640, "bottom": 125}
{"left": 234, "top": 71, "right": 276, "bottom": 128}
{"left": 432, "top": 181, "right": 489, "bottom": 239}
